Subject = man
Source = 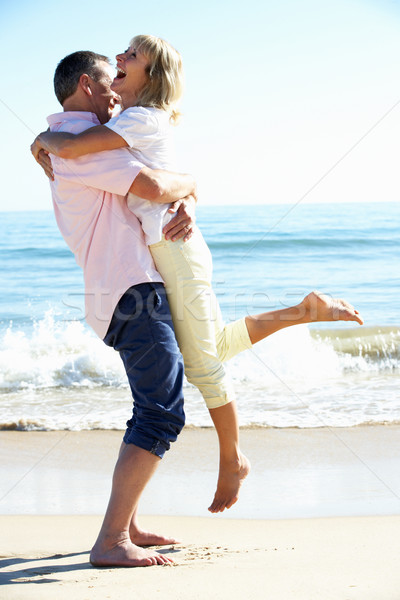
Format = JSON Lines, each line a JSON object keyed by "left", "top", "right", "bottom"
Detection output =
{"left": 32, "top": 50, "right": 197, "bottom": 567}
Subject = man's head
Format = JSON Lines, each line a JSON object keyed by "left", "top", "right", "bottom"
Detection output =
{"left": 54, "top": 51, "right": 118, "bottom": 123}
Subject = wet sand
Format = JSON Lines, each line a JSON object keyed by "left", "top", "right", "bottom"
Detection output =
{"left": 1, "top": 426, "right": 400, "bottom": 518}
{"left": 1, "top": 426, "right": 400, "bottom": 599}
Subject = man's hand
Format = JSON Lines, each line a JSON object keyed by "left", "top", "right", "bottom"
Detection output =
{"left": 163, "top": 195, "right": 196, "bottom": 242}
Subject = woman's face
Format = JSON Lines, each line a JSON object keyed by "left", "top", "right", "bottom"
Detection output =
{"left": 111, "top": 46, "right": 149, "bottom": 107}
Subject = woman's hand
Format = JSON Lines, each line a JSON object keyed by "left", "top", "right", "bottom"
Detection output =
{"left": 163, "top": 195, "right": 196, "bottom": 242}
{"left": 31, "top": 131, "right": 54, "bottom": 180}
{"left": 31, "top": 130, "right": 54, "bottom": 181}
{"left": 31, "top": 130, "right": 79, "bottom": 160}
{"left": 36, "top": 149, "right": 54, "bottom": 180}
{"left": 30, "top": 132, "right": 48, "bottom": 163}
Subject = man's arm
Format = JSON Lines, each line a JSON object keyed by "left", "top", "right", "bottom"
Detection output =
{"left": 33, "top": 146, "right": 197, "bottom": 241}
{"left": 34, "top": 150, "right": 196, "bottom": 205}
{"left": 32, "top": 132, "right": 196, "bottom": 204}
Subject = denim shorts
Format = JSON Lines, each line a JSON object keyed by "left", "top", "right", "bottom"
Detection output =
{"left": 103, "top": 282, "right": 185, "bottom": 458}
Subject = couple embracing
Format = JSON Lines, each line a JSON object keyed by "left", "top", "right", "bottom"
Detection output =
{"left": 32, "top": 35, "right": 362, "bottom": 568}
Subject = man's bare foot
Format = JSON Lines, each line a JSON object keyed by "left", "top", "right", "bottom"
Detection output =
{"left": 129, "top": 525, "right": 179, "bottom": 547}
{"left": 208, "top": 452, "right": 251, "bottom": 513}
{"left": 90, "top": 535, "right": 173, "bottom": 567}
{"left": 301, "top": 291, "right": 364, "bottom": 325}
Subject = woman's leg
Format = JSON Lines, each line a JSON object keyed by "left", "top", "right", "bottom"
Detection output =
{"left": 150, "top": 233, "right": 363, "bottom": 513}
{"left": 207, "top": 401, "right": 251, "bottom": 513}
{"left": 150, "top": 230, "right": 240, "bottom": 410}
{"left": 150, "top": 231, "right": 250, "bottom": 512}
{"left": 243, "top": 291, "right": 363, "bottom": 344}
{"left": 215, "top": 293, "right": 362, "bottom": 362}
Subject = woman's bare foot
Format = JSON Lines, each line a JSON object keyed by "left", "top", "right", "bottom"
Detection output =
{"left": 208, "top": 452, "right": 251, "bottom": 513}
{"left": 301, "top": 291, "right": 364, "bottom": 325}
{"left": 90, "top": 535, "right": 173, "bottom": 567}
{"left": 129, "top": 525, "right": 179, "bottom": 547}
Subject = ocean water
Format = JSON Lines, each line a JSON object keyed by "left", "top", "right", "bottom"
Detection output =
{"left": 1, "top": 202, "right": 399, "bottom": 431}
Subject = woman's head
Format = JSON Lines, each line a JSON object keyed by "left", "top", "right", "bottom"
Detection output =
{"left": 113, "top": 35, "right": 183, "bottom": 123}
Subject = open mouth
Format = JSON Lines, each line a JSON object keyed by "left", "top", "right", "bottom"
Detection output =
{"left": 115, "top": 67, "right": 126, "bottom": 79}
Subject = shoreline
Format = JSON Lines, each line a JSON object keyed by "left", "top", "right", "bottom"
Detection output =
{"left": 1, "top": 425, "right": 400, "bottom": 519}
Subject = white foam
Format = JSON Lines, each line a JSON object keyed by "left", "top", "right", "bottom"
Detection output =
{"left": 229, "top": 325, "right": 342, "bottom": 388}
{"left": 1, "top": 314, "right": 399, "bottom": 430}
{"left": 1, "top": 315, "right": 398, "bottom": 394}
{"left": 0, "top": 311, "right": 125, "bottom": 392}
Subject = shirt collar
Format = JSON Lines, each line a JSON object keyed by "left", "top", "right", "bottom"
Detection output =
{"left": 47, "top": 111, "right": 101, "bottom": 126}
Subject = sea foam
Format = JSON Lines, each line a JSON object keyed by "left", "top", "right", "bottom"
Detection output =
{"left": 2, "top": 312, "right": 398, "bottom": 394}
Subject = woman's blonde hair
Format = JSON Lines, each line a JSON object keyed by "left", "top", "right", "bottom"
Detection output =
{"left": 130, "top": 35, "right": 183, "bottom": 124}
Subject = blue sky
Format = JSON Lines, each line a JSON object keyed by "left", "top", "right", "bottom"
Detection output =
{"left": 1, "top": 0, "right": 400, "bottom": 211}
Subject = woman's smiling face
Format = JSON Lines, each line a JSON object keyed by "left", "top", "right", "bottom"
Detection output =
{"left": 111, "top": 46, "right": 149, "bottom": 107}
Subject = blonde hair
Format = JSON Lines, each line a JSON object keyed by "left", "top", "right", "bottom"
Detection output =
{"left": 130, "top": 35, "right": 183, "bottom": 125}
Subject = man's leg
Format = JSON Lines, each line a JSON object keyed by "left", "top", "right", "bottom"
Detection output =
{"left": 110, "top": 441, "right": 178, "bottom": 547}
{"left": 129, "top": 505, "right": 179, "bottom": 547}
{"left": 91, "top": 283, "right": 185, "bottom": 566}
{"left": 90, "top": 444, "right": 171, "bottom": 566}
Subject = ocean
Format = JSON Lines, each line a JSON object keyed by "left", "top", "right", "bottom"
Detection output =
{"left": 1, "top": 202, "right": 399, "bottom": 431}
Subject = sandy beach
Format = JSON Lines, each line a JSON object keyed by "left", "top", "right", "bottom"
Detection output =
{"left": 1, "top": 426, "right": 400, "bottom": 599}
{"left": 2, "top": 514, "right": 400, "bottom": 600}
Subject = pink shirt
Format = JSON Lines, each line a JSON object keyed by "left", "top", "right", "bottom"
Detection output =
{"left": 47, "top": 111, "right": 162, "bottom": 339}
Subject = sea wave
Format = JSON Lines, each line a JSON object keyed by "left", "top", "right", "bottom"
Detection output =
{"left": 209, "top": 237, "right": 398, "bottom": 251}
{"left": 1, "top": 313, "right": 399, "bottom": 430}
{"left": 2, "top": 417, "right": 400, "bottom": 432}
{"left": 0, "top": 312, "right": 124, "bottom": 392}
{"left": 1, "top": 313, "right": 398, "bottom": 394}
{"left": 312, "top": 326, "right": 400, "bottom": 368}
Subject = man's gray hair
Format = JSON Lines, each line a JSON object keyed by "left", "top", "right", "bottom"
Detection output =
{"left": 54, "top": 51, "right": 110, "bottom": 105}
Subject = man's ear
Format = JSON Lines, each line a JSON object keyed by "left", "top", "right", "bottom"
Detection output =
{"left": 79, "top": 73, "right": 93, "bottom": 97}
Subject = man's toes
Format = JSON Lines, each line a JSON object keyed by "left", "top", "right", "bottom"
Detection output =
{"left": 132, "top": 532, "right": 180, "bottom": 547}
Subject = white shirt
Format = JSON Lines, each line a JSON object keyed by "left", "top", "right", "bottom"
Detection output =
{"left": 105, "top": 107, "right": 175, "bottom": 245}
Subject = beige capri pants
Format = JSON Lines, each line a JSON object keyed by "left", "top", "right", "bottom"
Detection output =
{"left": 149, "top": 227, "right": 252, "bottom": 409}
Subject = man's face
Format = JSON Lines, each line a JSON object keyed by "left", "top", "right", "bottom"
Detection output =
{"left": 90, "top": 61, "right": 120, "bottom": 124}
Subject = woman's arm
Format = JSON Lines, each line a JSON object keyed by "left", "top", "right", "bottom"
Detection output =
{"left": 130, "top": 169, "right": 197, "bottom": 204}
{"left": 31, "top": 126, "right": 127, "bottom": 160}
